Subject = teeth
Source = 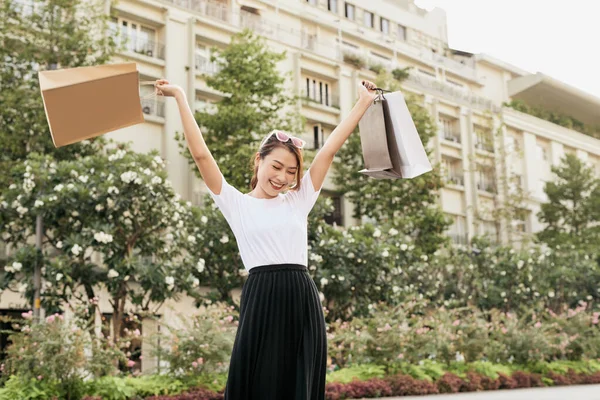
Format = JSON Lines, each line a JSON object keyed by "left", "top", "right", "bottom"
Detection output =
{"left": 270, "top": 180, "right": 283, "bottom": 188}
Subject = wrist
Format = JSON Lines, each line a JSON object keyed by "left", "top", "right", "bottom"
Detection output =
{"left": 174, "top": 88, "right": 187, "bottom": 102}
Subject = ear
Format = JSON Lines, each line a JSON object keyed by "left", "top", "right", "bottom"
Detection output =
{"left": 254, "top": 152, "right": 260, "bottom": 167}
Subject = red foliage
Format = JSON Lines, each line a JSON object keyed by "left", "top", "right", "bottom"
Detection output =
{"left": 436, "top": 373, "right": 464, "bottom": 393}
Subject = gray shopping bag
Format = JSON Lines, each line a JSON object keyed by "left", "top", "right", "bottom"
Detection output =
{"left": 358, "top": 90, "right": 432, "bottom": 179}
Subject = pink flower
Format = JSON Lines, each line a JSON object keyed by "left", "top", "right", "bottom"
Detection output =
{"left": 452, "top": 320, "right": 460, "bottom": 326}
{"left": 397, "top": 353, "right": 404, "bottom": 359}
{"left": 37, "top": 375, "right": 43, "bottom": 380}
{"left": 198, "top": 357, "right": 204, "bottom": 364}
{"left": 46, "top": 315, "right": 55, "bottom": 323}
{"left": 21, "top": 311, "right": 33, "bottom": 319}
{"left": 534, "top": 322, "right": 542, "bottom": 328}
{"left": 501, "top": 327, "right": 508, "bottom": 334}
{"left": 127, "top": 360, "right": 135, "bottom": 368}
{"left": 192, "top": 361, "right": 198, "bottom": 368}
{"left": 139, "top": 356, "right": 143, "bottom": 360}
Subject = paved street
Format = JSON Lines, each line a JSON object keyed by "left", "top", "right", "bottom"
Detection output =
{"left": 367, "top": 384, "right": 600, "bottom": 400}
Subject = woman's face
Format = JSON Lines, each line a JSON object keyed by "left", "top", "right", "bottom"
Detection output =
{"left": 256, "top": 147, "right": 298, "bottom": 197}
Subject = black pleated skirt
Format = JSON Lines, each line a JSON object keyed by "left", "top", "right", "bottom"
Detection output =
{"left": 224, "top": 264, "right": 327, "bottom": 400}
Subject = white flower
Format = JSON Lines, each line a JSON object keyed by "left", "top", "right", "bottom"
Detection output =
{"left": 165, "top": 276, "right": 175, "bottom": 286}
{"left": 16, "top": 206, "right": 28, "bottom": 215}
{"left": 192, "top": 278, "right": 200, "bottom": 287}
{"left": 400, "top": 244, "right": 408, "bottom": 251}
{"left": 517, "top": 260, "right": 525, "bottom": 269}
{"left": 421, "top": 255, "right": 428, "bottom": 261}
{"left": 95, "top": 204, "right": 104, "bottom": 212}
{"left": 56, "top": 241, "right": 63, "bottom": 249}
{"left": 200, "top": 216, "right": 208, "bottom": 224}
{"left": 107, "top": 269, "right": 119, "bottom": 278}
{"left": 78, "top": 175, "right": 89, "bottom": 183}
{"left": 220, "top": 235, "right": 229, "bottom": 244}
{"left": 71, "top": 211, "right": 79, "bottom": 217}
{"left": 548, "top": 291, "right": 555, "bottom": 298}
{"left": 501, "top": 291, "right": 506, "bottom": 297}
{"left": 166, "top": 233, "right": 174, "bottom": 241}
{"left": 94, "top": 232, "right": 113, "bottom": 244}
{"left": 18, "top": 283, "right": 27, "bottom": 293}
{"left": 373, "top": 229, "right": 381, "bottom": 238}
{"left": 107, "top": 186, "right": 119, "bottom": 195}
{"left": 151, "top": 176, "right": 162, "bottom": 185}
{"left": 123, "top": 211, "right": 131, "bottom": 218}
{"left": 153, "top": 155, "right": 164, "bottom": 166}
{"left": 134, "top": 177, "right": 142, "bottom": 184}
{"left": 388, "top": 228, "right": 399, "bottom": 236}
{"left": 71, "top": 244, "right": 83, "bottom": 256}
{"left": 320, "top": 278, "right": 328, "bottom": 286}
{"left": 196, "top": 259, "right": 205, "bottom": 273}
{"left": 188, "top": 235, "right": 196, "bottom": 244}
{"left": 339, "top": 276, "right": 345, "bottom": 281}
{"left": 56, "top": 273, "right": 63, "bottom": 281}
{"left": 382, "top": 250, "right": 389, "bottom": 257}
{"left": 108, "top": 149, "right": 126, "bottom": 161}
{"left": 54, "top": 184, "right": 64, "bottom": 192}
{"left": 120, "top": 171, "right": 138, "bottom": 184}
{"left": 106, "top": 198, "right": 115, "bottom": 209}
{"left": 392, "top": 285, "right": 400, "bottom": 293}
{"left": 34, "top": 200, "right": 44, "bottom": 208}
{"left": 12, "top": 262, "right": 22, "bottom": 272}
{"left": 9, "top": 184, "right": 17, "bottom": 190}
{"left": 143, "top": 168, "right": 152, "bottom": 175}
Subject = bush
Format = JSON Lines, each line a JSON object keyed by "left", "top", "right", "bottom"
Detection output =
{"left": 150, "top": 303, "right": 237, "bottom": 377}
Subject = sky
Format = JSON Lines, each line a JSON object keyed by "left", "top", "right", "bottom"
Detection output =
{"left": 413, "top": 0, "right": 600, "bottom": 99}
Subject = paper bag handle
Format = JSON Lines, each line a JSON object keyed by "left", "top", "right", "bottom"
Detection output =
{"left": 139, "top": 80, "right": 161, "bottom": 100}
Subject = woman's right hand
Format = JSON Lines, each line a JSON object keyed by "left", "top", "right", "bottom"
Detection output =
{"left": 154, "top": 79, "right": 182, "bottom": 98}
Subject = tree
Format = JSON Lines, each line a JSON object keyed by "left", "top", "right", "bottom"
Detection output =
{"left": 0, "top": 146, "right": 200, "bottom": 342}
{"left": 536, "top": 153, "right": 600, "bottom": 252}
{"left": 332, "top": 70, "right": 449, "bottom": 255}
{"left": 0, "top": 0, "right": 116, "bottom": 189}
{"left": 177, "top": 29, "right": 303, "bottom": 189}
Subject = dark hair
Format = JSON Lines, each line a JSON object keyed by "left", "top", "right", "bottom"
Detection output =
{"left": 250, "top": 134, "right": 304, "bottom": 191}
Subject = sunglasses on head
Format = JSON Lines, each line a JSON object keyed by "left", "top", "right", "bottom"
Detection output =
{"left": 261, "top": 130, "right": 306, "bottom": 149}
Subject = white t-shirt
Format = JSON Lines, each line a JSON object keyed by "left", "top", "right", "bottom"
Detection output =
{"left": 206, "top": 170, "right": 321, "bottom": 271}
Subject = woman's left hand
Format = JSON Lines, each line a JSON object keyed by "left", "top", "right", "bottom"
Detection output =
{"left": 358, "top": 80, "right": 378, "bottom": 102}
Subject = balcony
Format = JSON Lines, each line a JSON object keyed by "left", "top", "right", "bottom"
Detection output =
{"left": 474, "top": 140, "right": 494, "bottom": 153}
{"left": 195, "top": 54, "right": 221, "bottom": 75}
{"left": 141, "top": 97, "right": 166, "bottom": 119}
{"left": 117, "top": 33, "right": 165, "bottom": 60}
{"left": 406, "top": 72, "right": 500, "bottom": 112}
{"left": 441, "top": 131, "right": 461, "bottom": 144}
{"left": 446, "top": 174, "right": 464, "bottom": 186}
{"left": 476, "top": 181, "right": 496, "bottom": 194}
{"left": 448, "top": 233, "right": 469, "bottom": 246}
{"left": 301, "top": 90, "right": 340, "bottom": 110}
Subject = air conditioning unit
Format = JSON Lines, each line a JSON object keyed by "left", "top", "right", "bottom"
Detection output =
{"left": 142, "top": 106, "right": 151, "bottom": 115}
{"left": 146, "top": 49, "right": 154, "bottom": 57}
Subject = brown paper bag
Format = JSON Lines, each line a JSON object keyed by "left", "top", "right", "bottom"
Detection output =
{"left": 39, "top": 62, "right": 146, "bottom": 147}
{"left": 358, "top": 90, "right": 432, "bottom": 179}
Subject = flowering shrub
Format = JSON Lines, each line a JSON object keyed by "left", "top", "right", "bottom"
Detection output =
{"left": 150, "top": 303, "right": 238, "bottom": 377}
{"left": 0, "top": 311, "right": 127, "bottom": 399}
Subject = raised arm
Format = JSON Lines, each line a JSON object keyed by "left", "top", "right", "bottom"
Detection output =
{"left": 309, "top": 80, "right": 378, "bottom": 191}
{"left": 155, "top": 79, "right": 223, "bottom": 194}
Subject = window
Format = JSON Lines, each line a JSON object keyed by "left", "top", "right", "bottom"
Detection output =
{"left": 439, "top": 116, "right": 460, "bottom": 143}
{"left": 313, "top": 125, "right": 323, "bottom": 149}
{"left": 323, "top": 194, "right": 344, "bottom": 226}
{"left": 363, "top": 11, "right": 374, "bottom": 28}
{"left": 476, "top": 167, "right": 496, "bottom": 193}
{"left": 380, "top": 17, "right": 389, "bottom": 34}
{"left": 327, "top": 0, "right": 337, "bottom": 13}
{"left": 345, "top": 3, "right": 355, "bottom": 20}
{"left": 397, "top": 24, "right": 406, "bottom": 41}
{"left": 447, "top": 215, "right": 468, "bottom": 245}
{"left": 513, "top": 210, "right": 529, "bottom": 234}
{"left": 304, "top": 77, "right": 330, "bottom": 107}
{"left": 113, "top": 17, "right": 159, "bottom": 58}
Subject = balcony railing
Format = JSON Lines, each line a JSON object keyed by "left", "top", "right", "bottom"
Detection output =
{"left": 448, "top": 233, "right": 469, "bottom": 246}
{"left": 446, "top": 174, "right": 464, "bottom": 186}
{"left": 141, "top": 97, "right": 166, "bottom": 118}
{"left": 474, "top": 140, "right": 494, "bottom": 153}
{"left": 441, "top": 131, "right": 461, "bottom": 144}
{"left": 476, "top": 181, "right": 496, "bottom": 193}
{"left": 406, "top": 72, "right": 500, "bottom": 112}
{"left": 195, "top": 54, "right": 221, "bottom": 75}
{"left": 301, "top": 90, "right": 340, "bottom": 109}
{"left": 117, "top": 33, "right": 165, "bottom": 60}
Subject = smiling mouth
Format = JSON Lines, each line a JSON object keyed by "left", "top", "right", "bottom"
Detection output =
{"left": 269, "top": 180, "right": 284, "bottom": 190}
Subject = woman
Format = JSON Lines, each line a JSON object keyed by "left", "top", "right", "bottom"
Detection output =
{"left": 155, "top": 78, "right": 378, "bottom": 399}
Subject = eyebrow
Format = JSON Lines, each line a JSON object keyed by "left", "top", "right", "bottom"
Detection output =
{"left": 273, "top": 160, "right": 298, "bottom": 169}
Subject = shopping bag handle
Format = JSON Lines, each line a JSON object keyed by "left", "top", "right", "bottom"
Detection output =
{"left": 139, "top": 80, "right": 161, "bottom": 100}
